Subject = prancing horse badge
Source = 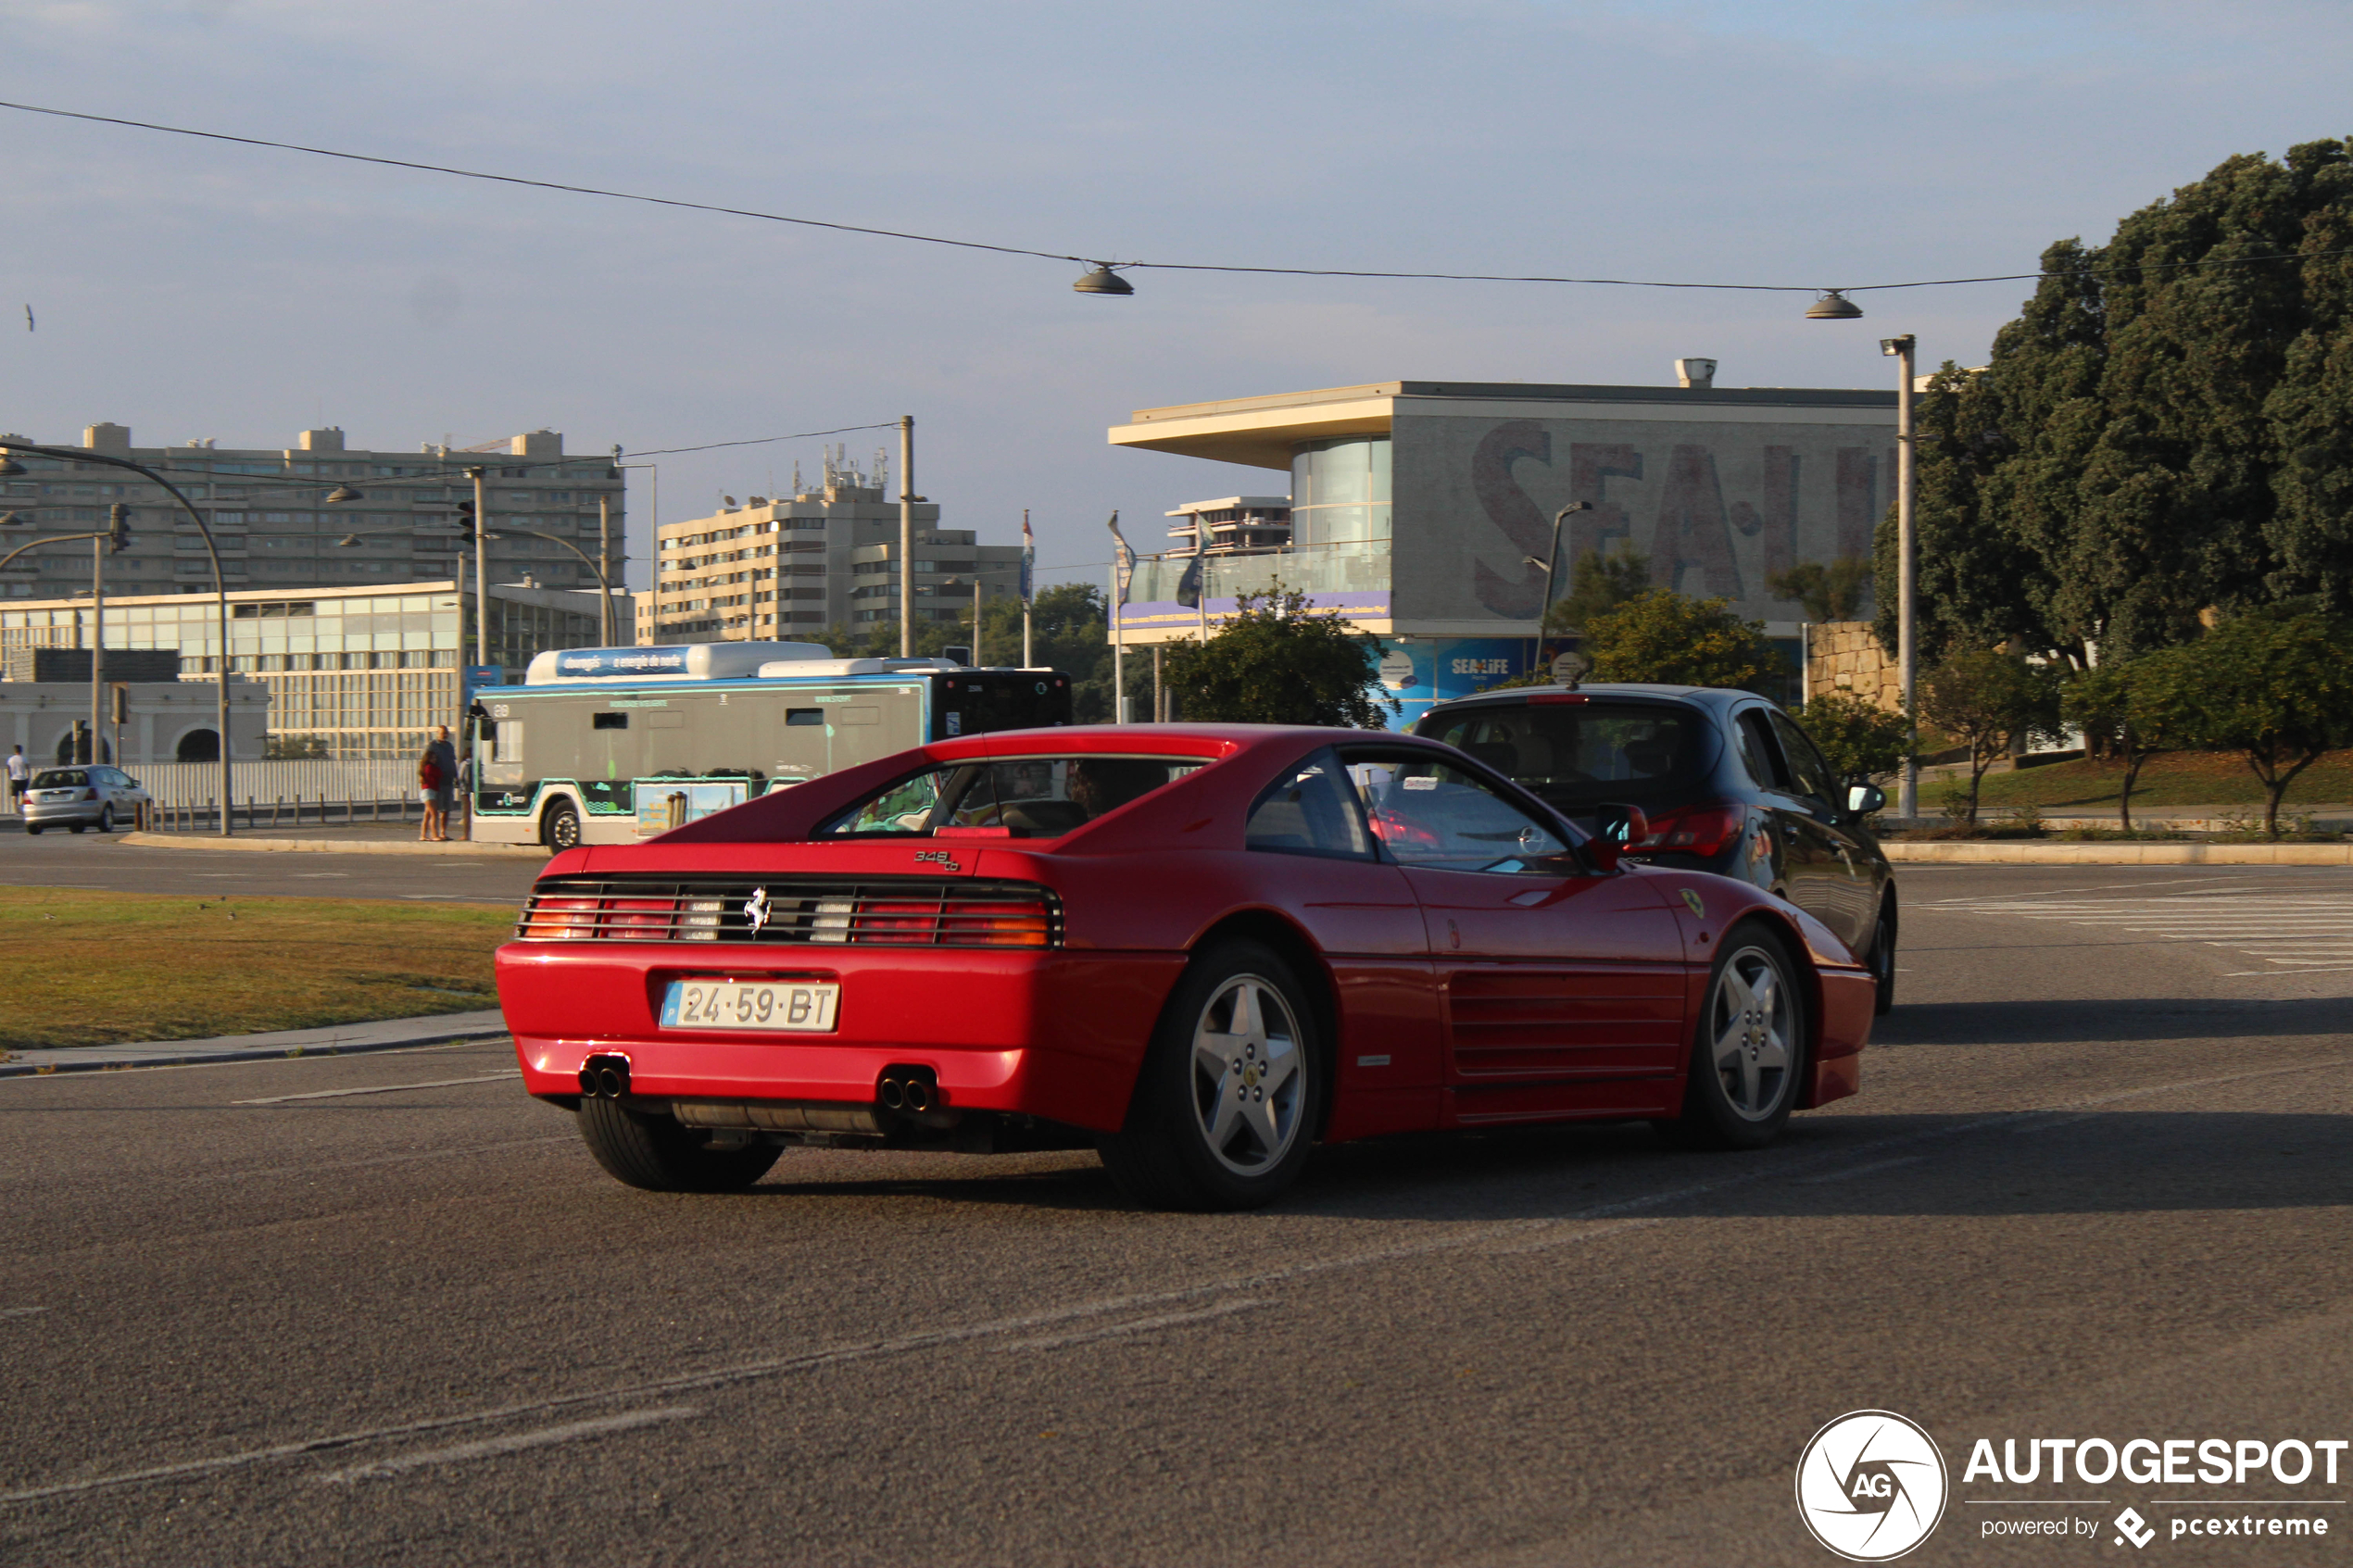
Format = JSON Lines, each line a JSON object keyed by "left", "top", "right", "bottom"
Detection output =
{"left": 1680, "top": 888, "right": 1705, "bottom": 920}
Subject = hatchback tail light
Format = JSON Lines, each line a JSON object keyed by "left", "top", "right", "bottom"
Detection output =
{"left": 1629, "top": 802, "right": 1745, "bottom": 857}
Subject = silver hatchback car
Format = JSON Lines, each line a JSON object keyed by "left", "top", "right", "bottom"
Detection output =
{"left": 22, "top": 766, "right": 150, "bottom": 834}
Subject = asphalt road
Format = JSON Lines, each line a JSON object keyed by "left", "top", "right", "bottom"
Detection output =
{"left": 5, "top": 864, "right": 2350, "bottom": 1566}
{"left": 0, "top": 825, "right": 542, "bottom": 904}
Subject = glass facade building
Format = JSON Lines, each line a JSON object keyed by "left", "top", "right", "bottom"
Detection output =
{"left": 0, "top": 580, "right": 603, "bottom": 759}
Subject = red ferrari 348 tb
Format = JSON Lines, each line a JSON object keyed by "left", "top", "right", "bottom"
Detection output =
{"left": 497, "top": 725, "right": 1876, "bottom": 1210}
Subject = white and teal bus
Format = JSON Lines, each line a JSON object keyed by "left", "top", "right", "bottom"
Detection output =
{"left": 469, "top": 642, "right": 1073, "bottom": 849}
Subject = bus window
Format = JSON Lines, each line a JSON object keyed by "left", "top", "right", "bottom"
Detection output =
{"left": 786, "top": 709, "right": 823, "bottom": 726}
{"left": 592, "top": 712, "right": 628, "bottom": 730}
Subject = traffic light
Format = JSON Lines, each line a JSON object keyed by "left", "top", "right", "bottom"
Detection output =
{"left": 111, "top": 684, "right": 130, "bottom": 725}
{"left": 106, "top": 502, "right": 130, "bottom": 554}
{"left": 456, "top": 500, "right": 477, "bottom": 528}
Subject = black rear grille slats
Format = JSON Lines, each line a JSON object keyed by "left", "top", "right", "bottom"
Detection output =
{"left": 516, "top": 876, "right": 1062, "bottom": 948}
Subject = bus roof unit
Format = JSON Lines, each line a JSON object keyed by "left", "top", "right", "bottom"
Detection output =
{"left": 522, "top": 642, "right": 834, "bottom": 685}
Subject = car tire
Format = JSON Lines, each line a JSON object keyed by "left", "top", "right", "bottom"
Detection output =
{"left": 1869, "top": 908, "right": 1896, "bottom": 1016}
{"left": 95, "top": 806, "right": 112, "bottom": 834}
{"left": 25, "top": 825, "right": 41, "bottom": 834}
{"left": 1097, "top": 939, "right": 1323, "bottom": 1212}
{"left": 542, "top": 798, "right": 581, "bottom": 853}
{"left": 1656, "top": 921, "right": 1807, "bottom": 1151}
{"left": 576, "top": 1097, "right": 781, "bottom": 1193}
{"left": 69, "top": 822, "right": 84, "bottom": 834}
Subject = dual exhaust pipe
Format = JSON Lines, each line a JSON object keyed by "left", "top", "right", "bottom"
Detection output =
{"left": 876, "top": 1065, "right": 941, "bottom": 1115}
{"left": 578, "top": 1053, "right": 632, "bottom": 1100}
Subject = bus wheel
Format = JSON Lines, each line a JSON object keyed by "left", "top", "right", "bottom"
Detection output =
{"left": 542, "top": 799, "right": 581, "bottom": 852}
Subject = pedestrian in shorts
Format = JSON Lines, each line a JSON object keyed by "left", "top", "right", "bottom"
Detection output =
{"left": 6, "top": 745, "right": 27, "bottom": 815}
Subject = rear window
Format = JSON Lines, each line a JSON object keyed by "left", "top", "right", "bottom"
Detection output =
{"left": 31, "top": 770, "right": 88, "bottom": 789}
{"left": 1422, "top": 702, "right": 1700, "bottom": 810}
{"left": 821, "top": 755, "right": 1201, "bottom": 838}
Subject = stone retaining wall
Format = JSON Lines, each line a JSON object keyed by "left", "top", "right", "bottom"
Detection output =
{"left": 1804, "top": 620, "right": 1899, "bottom": 710}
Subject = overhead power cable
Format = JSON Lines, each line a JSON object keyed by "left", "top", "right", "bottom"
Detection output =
{"left": 5, "top": 97, "right": 2348, "bottom": 295}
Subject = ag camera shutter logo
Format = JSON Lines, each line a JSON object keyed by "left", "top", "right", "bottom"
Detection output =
{"left": 1795, "top": 1410, "right": 1949, "bottom": 1561}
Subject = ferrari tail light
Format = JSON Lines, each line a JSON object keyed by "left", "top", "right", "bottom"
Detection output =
{"left": 860, "top": 900, "right": 939, "bottom": 940}
{"left": 959, "top": 910, "right": 1051, "bottom": 947}
{"left": 514, "top": 880, "right": 1059, "bottom": 947}
{"left": 520, "top": 895, "right": 599, "bottom": 939}
{"left": 1629, "top": 802, "right": 1745, "bottom": 858}
{"left": 604, "top": 897, "right": 676, "bottom": 935}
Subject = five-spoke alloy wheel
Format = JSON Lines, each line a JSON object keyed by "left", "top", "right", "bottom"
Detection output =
{"left": 1660, "top": 921, "right": 1806, "bottom": 1148}
{"left": 1100, "top": 939, "right": 1322, "bottom": 1210}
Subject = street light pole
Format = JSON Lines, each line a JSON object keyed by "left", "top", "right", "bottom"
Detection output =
{"left": 898, "top": 416, "right": 915, "bottom": 659}
{"left": 1533, "top": 500, "right": 1592, "bottom": 672}
{"left": 89, "top": 526, "right": 105, "bottom": 763}
{"left": 470, "top": 467, "right": 490, "bottom": 678}
{"left": 597, "top": 493, "right": 616, "bottom": 646}
{"left": 0, "top": 443, "right": 235, "bottom": 835}
{"left": 1882, "top": 334, "right": 1919, "bottom": 821}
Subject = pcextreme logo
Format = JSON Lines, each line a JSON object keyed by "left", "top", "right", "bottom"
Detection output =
{"left": 1796, "top": 1410, "right": 1951, "bottom": 1562}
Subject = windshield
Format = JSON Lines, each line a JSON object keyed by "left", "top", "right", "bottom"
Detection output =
{"left": 1422, "top": 702, "right": 1701, "bottom": 810}
{"left": 822, "top": 755, "right": 1202, "bottom": 838}
{"left": 31, "top": 770, "right": 89, "bottom": 789}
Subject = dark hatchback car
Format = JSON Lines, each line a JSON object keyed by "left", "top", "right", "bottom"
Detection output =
{"left": 1415, "top": 684, "right": 1896, "bottom": 1012}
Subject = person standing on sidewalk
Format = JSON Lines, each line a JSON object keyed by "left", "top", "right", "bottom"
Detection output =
{"left": 6, "top": 745, "right": 28, "bottom": 815}
{"left": 422, "top": 725, "right": 459, "bottom": 843}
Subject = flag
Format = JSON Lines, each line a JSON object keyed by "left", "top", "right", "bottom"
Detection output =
{"left": 1020, "top": 509, "right": 1035, "bottom": 603}
{"left": 1106, "top": 510, "right": 1134, "bottom": 606}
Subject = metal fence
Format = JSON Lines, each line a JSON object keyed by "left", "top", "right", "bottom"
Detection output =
{"left": 128, "top": 759, "right": 432, "bottom": 832}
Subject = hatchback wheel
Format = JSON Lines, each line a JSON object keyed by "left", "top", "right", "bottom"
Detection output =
{"left": 1869, "top": 909, "right": 1896, "bottom": 1016}
{"left": 68, "top": 822, "right": 84, "bottom": 834}
{"left": 1658, "top": 922, "right": 1806, "bottom": 1149}
{"left": 95, "top": 806, "right": 113, "bottom": 834}
{"left": 1099, "top": 940, "right": 1321, "bottom": 1210}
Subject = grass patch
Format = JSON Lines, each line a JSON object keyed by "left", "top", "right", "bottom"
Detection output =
{"left": 1968, "top": 748, "right": 2353, "bottom": 812}
{"left": 0, "top": 889, "right": 513, "bottom": 1050}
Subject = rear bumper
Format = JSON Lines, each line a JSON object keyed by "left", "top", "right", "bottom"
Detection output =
{"left": 23, "top": 801, "right": 106, "bottom": 825}
{"left": 497, "top": 941, "right": 1187, "bottom": 1135}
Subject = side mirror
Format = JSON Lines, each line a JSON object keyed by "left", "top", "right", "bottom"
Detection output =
{"left": 1586, "top": 802, "right": 1650, "bottom": 872}
{"left": 1846, "top": 783, "right": 1886, "bottom": 817}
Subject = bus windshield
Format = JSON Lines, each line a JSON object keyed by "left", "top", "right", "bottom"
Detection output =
{"left": 823, "top": 756, "right": 1202, "bottom": 838}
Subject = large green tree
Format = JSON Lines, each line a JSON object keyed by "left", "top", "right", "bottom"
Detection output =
{"left": 1163, "top": 588, "right": 1395, "bottom": 727}
{"left": 2171, "top": 607, "right": 2353, "bottom": 839}
{"left": 1914, "top": 647, "right": 2066, "bottom": 826}
{"left": 1888, "top": 141, "right": 2353, "bottom": 665}
{"left": 1580, "top": 589, "right": 1779, "bottom": 690}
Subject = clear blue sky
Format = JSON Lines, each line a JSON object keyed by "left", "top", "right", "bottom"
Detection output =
{"left": 4, "top": 1, "right": 2347, "bottom": 595}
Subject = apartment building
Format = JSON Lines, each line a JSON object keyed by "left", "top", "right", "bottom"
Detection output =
{"left": 641, "top": 458, "right": 1020, "bottom": 643}
{"left": 0, "top": 423, "right": 626, "bottom": 607}
{"left": 0, "top": 579, "right": 605, "bottom": 759}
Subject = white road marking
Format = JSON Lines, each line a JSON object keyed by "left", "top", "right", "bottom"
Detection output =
{"left": 997, "top": 1299, "right": 1270, "bottom": 1352}
{"left": 0, "top": 1306, "right": 47, "bottom": 1319}
{"left": 233, "top": 1073, "right": 520, "bottom": 1105}
{"left": 1930, "top": 890, "right": 2353, "bottom": 973}
{"left": 9, "top": 1053, "right": 2346, "bottom": 1509}
{"left": 315, "top": 1407, "right": 698, "bottom": 1484}
{"left": 1795, "top": 1156, "right": 1926, "bottom": 1183}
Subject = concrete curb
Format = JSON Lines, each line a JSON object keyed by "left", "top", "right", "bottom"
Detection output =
{"left": 0, "top": 1010, "right": 513, "bottom": 1078}
{"left": 1882, "top": 840, "right": 2353, "bottom": 865}
{"left": 118, "top": 831, "right": 548, "bottom": 859}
